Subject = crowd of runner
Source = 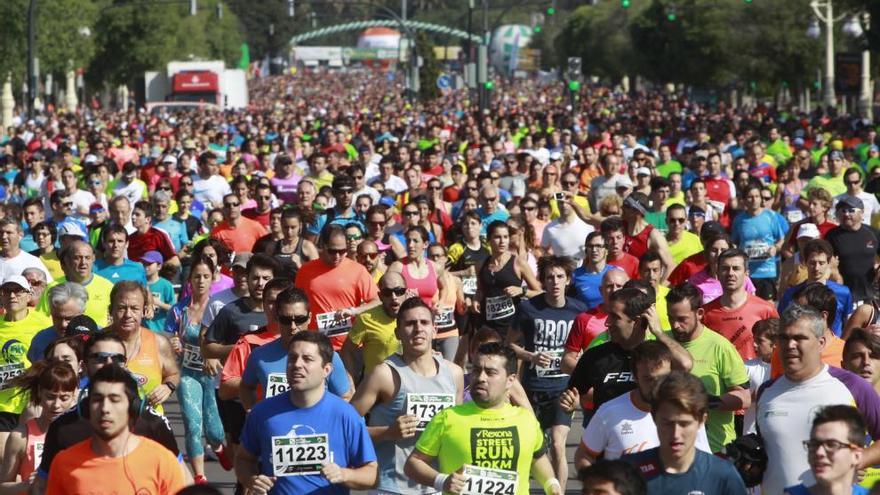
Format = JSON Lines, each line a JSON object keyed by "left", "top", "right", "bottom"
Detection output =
{"left": 0, "top": 69, "right": 880, "bottom": 494}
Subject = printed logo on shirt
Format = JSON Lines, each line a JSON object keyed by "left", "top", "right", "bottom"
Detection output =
{"left": 620, "top": 422, "right": 633, "bottom": 435}
{"left": 469, "top": 427, "right": 520, "bottom": 471}
{"left": 130, "top": 372, "right": 148, "bottom": 387}
{"left": 533, "top": 319, "right": 574, "bottom": 349}
{"left": 602, "top": 371, "right": 634, "bottom": 383}
{"left": 638, "top": 461, "right": 659, "bottom": 477}
{"left": 1, "top": 340, "right": 26, "bottom": 363}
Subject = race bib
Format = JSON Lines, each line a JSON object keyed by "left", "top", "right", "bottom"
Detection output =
{"left": 744, "top": 241, "right": 771, "bottom": 260}
{"left": 535, "top": 349, "right": 566, "bottom": 378}
{"left": 785, "top": 209, "right": 805, "bottom": 223}
{"left": 266, "top": 373, "right": 290, "bottom": 398}
{"left": 461, "top": 465, "right": 518, "bottom": 495}
{"left": 406, "top": 393, "right": 455, "bottom": 430}
{"left": 316, "top": 312, "right": 353, "bottom": 337}
{"left": 0, "top": 363, "right": 25, "bottom": 388}
{"left": 706, "top": 199, "right": 726, "bottom": 214}
{"left": 462, "top": 276, "right": 477, "bottom": 296}
{"left": 485, "top": 295, "right": 515, "bottom": 321}
{"left": 181, "top": 343, "right": 204, "bottom": 372}
{"left": 434, "top": 307, "right": 455, "bottom": 329}
{"left": 33, "top": 441, "right": 44, "bottom": 470}
{"left": 271, "top": 434, "right": 330, "bottom": 476}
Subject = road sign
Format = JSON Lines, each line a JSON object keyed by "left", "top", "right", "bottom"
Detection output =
{"left": 436, "top": 74, "right": 452, "bottom": 93}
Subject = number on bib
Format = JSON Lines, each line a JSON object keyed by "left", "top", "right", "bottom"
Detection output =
{"left": 485, "top": 295, "right": 515, "bottom": 321}
{"left": 405, "top": 393, "right": 455, "bottom": 430}
{"left": 271, "top": 434, "right": 330, "bottom": 476}
{"left": 0, "top": 363, "right": 25, "bottom": 388}
{"left": 461, "top": 464, "right": 518, "bottom": 495}
{"left": 266, "top": 373, "right": 290, "bottom": 398}
{"left": 462, "top": 276, "right": 477, "bottom": 296}
{"left": 434, "top": 307, "right": 455, "bottom": 329}
{"left": 316, "top": 312, "right": 353, "bottom": 337}
{"left": 181, "top": 343, "right": 204, "bottom": 371}
{"left": 535, "top": 349, "right": 566, "bottom": 378}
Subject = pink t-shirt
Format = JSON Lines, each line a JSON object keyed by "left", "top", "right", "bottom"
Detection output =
{"left": 688, "top": 268, "right": 756, "bottom": 305}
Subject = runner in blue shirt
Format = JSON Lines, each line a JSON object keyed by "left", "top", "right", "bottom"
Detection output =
{"left": 731, "top": 183, "right": 786, "bottom": 300}
{"left": 241, "top": 287, "right": 351, "bottom": 409}
{"left": 237, "top": 331, "right": 378, "bottom": 495}
{"left": 93, "top": 224, "right": 148, "bottom": 285}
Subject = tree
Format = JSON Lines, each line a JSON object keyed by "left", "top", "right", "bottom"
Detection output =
{"left": 416, "top": 30, "right": 440, "bottom": 100}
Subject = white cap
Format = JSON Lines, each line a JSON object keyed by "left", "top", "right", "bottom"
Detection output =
{"left": 797, "top": 223, "right": 820, "bottom": 239}
{"left": 58, "top": 221, "right": 88, "bottom": 240}
{"left": 549, "top": 151, "right": 563, "bottom": 161}
{"left": 161, "top": 155, "right": 178, "bottom": 166}
{"left": 1, "top": 275, "right": 31, "bottom": 293}
{"left": 636, "top": 167, "right": 651, "bottom": 176}
{"left": 83, "top": 154, "right": 98, "bottom": 165}
{"left": 616, "top": 176, "right": 634, "bottom": 189}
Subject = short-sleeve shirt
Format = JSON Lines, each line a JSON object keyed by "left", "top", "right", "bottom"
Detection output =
{"left": 0, "top": 310, "right": 51, "bottom": 413}
{"left": 211, "top": 217, "right": 268, "bottom": 253}
{"left": 94, "top": 258, "right": 148, "bottom": 285}
{"left": 514, "top": 296, "right": 586, "bottom": 392}
{"left": 46, "top": 437, "right": 184, "bottom": 495}
{"left": 347, "top": 305, "right": 399, "bottom": 373}
{"left": 674, "top": 327, "right": 748, "bottom": 452}
{"left": 568, "top": 341, "right": 636, "bottom": 410}
{"left": 668, "top": 230, "right": 703, "bottom": 265}
{"left": 702, "top": 295, "right": 779, "bottom": 361}
{"left": 415, "top": 402, "right": 544, "bottom": 495}
{"left": 239, "top": 392, "right": 377, "bottom": 495}
{"left": 154, "top": 218, "right": 189, "bottom": 252}
{"left": 241, "top": 340, "right": 350, "bottom": 400}
{"left": 623, "top": 447, "right": 747, "bottom": 495}
{"left": 826, "top": 225, "right": 880, "bottom": 302}
{"left": 731, "top": 209, "right": 786, "bottom": 279}
{"left": 204, "top": 298, "right": 268, "bottom": 345}
{"left": 220, "top": 329, "right": 277, "bottom": 384}
{"left": 778, "top": 281, "right": 852, "bottom": 337}
{"left": 38, "top": 274, "right": 114, "bottom": 327}
{"left": 564, "top": 308, "right": 608, "bottom": 353}
{"left": 128, "top": 227, "right": 176, "bottom": 263}
{"left": 144, "top": 277, "right": 176, "bottom": 333}
{"left": 571, "top": 265, "right": 615, "bottom": 310}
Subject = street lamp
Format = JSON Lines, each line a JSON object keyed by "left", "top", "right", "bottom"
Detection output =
{"left": 808, "top": 0, "right": 841, "bottom": 109}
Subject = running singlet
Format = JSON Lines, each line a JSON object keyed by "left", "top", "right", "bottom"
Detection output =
{"left": 127, "top": 328, "right": 164, "bottom": 414}
{"left": 401, "top": 260, "right": 438, "bottom": 308}
{"left": 415, "top": 402, "right": 544, "bottom": 495}
{"left": 20, "top": 419, "right": 46, "bottom": 489}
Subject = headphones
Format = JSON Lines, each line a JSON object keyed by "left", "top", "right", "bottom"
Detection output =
{"left": 78, "top": 369, "right": 146, "bottom": 423}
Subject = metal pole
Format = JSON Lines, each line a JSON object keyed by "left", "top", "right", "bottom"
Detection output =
{"left": 823, "top": 0, "right": 836, "bottom": 109}
{"left": 859, "top": 13, "right": 872, "bottom": 119}
{"left": 27, "top": 0, "right": 37, "bottom": 118}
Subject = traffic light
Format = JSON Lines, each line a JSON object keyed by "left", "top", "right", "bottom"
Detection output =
{"left": 546, "top": 6, "right": 556, "bottom": 15}
{"left": 485, "top": 81, "right": 494, "bottom": 90}
{"left": 568, "top": 80, "right": 581, "bottom": 91}
{"left": 533, "top": 25, "right": 542, "bottom": 33}
{"left": 744, "top": 0, "right": 753, "bottom": 3}
{"left": 621, "top": 0, "right": 630, "bottom": 8}
{"left": 666, "top": 5, "right": 677, "bottom": 21}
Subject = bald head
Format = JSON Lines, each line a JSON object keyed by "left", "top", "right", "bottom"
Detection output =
{"left": 601, "top": 268, "right": 630, "bottom": 303}
{"left": 379, "top": 271, "right": 405, "bottom": 289}
{"left": 61, "top": 241, "right": 95, "bottom": 284}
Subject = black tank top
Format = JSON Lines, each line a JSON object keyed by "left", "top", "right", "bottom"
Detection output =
{"left": 271, "top": 236, "right": 304, "bottom": 280}
{"left": 478, "top": 255, "right": 522, "bottom": 333}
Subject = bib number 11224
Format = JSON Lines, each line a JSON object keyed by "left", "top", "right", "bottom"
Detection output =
{"left": 461, "top": 465, "right": 518, "bottom": 495}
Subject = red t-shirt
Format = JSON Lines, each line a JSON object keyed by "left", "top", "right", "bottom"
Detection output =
{"left": 241, "top": 208, "right": 272, "bottom": 228}
{"left": 221, "top": 329, "right": 278, "bottom": 383}
{"left": 668, "top": 252, "right": 707, "bottom": 286}
{"left": 211, "top": 217, "right": 268, "bottom": 253}
{"left": 295, "top": 257, "right": 379, "bottom": 350}
{"left": 128, "top": 227, "right": 176, "bottom": 263}
{"left": 608, "top": 252, "right": 640, "bottom": 280}
{"left": 701, "top": 295, "right": 778, "bottom": 361}
{"left": 565, "top": 307, "right": 608, "bottom": 352}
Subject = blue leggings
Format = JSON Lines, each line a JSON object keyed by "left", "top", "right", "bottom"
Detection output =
{"left": 177, "top": 368, "right": 225, "bottom": 457}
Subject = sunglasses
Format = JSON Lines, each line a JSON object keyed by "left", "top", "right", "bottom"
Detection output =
{"left": 380, "top": 287, "right": 408, "bottom": 297}
{"left": 403, "top": 211, "right": 419, "bottom": 216}
{"left": 522, "top": 206, "right": 536, "bottom": 211}
{"left": 346, "top": 234, "right": 362, "bottom": 241}
{"left": 359, "top": 252, "right": 379, "bottom": 259}
{"left": 562, "top": 181, "right": 578, "bottom": 187}
{"left": 89, "top": 352, "right": 126, "bottom": 364}
{"left": 224, "top": 202, "right": 240, "bottom": 208}
{"left": 327, "top": 247, "right": 347, "bottom": 256}
{"left": 277, "top": 314, "right": 311, "bottom": 326}
{"left": 667, "top": 218, "right": 687, "bottom": 224}
{"left": 157, "top": 187, "right": 172, "bottom": 191}
{"left": 89, "top": 180, "right": 102, "bottom": 186}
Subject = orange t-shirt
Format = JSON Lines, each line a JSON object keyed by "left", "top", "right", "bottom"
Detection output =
{"left": 46, "top": 436, "right": 184, "bottom": 495}
{"left": 701, "top": 295, "right": 779, "bottom": 361}
{"left": 295, "top": 257, "right": 379, "bottom": 350}
{"left": 221, "top": 330, "right": 278, "bottom": 382}
{"left": 770, "top": 332, "right": 846, "bottom": 378}
{"left": 211, "top": 217, "right": 268, "bottom": 253}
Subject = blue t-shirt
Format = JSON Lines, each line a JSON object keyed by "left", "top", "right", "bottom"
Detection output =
{"left": 731, "top": 209, "right": 786, "bottom": 279}
{"left": 242, "top": 339, "right": 350, "bottom": 398}
{"left": 571, "top": 265, "right": 615, "bottom": 310}
{"left": 143, "top": 277, "right": 176, "bottom": 333}
{"left": 94, "top": 259, "right": 148, "bottom": 285}
{"left": 513, "top": 295, "right": 587, "bottom": 392}
{"left": 786, "top": 484, "right": 868, "bottom": 495}
{"left": 239, "top": 392, "right": 377, "bottom": 495}
{"left": 154, "top": 218, "right": 189, "bottom": 252}
{"left": 477, "top": 208, "right": 510, "bottom": 235}
{"left": 307, "top": 208, "right": 365, "bottom": 236}
{"left": 623, "top": 447, "right": 747, "bottom": 495}
{"left": 778, "top": 281, "right": 853, "bottom": 336}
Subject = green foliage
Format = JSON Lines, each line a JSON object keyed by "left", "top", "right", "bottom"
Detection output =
{"left": 416, "top": 31, "right": 441, "bottom": 101}
{"left": 87, "top": 0, "right": 243, "bottom": 87}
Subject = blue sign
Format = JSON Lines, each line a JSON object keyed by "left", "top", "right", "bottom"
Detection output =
{"left": 436, "top": 74, "right": 452, "bottom": 90}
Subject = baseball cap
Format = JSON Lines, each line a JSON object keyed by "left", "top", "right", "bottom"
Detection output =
{"left": 231, "top": 252, "right": 252, "bottom": 269}
{"left": 89, "top": 203, "right": 105, "bottom": 215}
{"left": 162, "top": 155, "right": 178, "bottom": 166}
{"left": 82, "top": 154, "right": 98, "bottom": 165}
{"left": 140, "top": 250, "right": 164, "bottom": 265}
{"left": 829, "top": 150, "right": 845, "bottom": 161}
{"left": 58, "top": 221, "right": 87, "bottom": 240}
{"left": 623, "top": 193, "right": 650, "bottom": 216}
{"left": 65, "top": 314, "right": 100, "bottom": 338}
{"left": 549, "top": 151, "right": 563, "bottom": 162}
{"left": 615, "top": 176, "right": 634, "bottom": 190}
{"left": 836, "top": 195, "right": 864, "bottom": 210}
{"left": 796, "top": 223, "right": 820, "bottom": 239}
{"left": 636, "top": 167, "right": 651, "bottom": 177}
{"left": 1, "top": 275, "right": 31, "bottom": 293}
{"left": 688, "top": 205, "right": 707, "bottom": 218}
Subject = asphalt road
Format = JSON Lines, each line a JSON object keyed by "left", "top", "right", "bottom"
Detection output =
{"left": 165, "top": 397, "right": 586, "bottom": 494}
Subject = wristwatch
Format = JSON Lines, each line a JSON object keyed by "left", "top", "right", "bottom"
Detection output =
{"left": 164, "top": 381, "right": 177, "bottom": 393}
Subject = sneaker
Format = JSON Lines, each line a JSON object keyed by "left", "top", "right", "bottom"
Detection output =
{"left": 215, "top": 444, "right": 234, "bottom": 471}
{"left": 194, "top": 475, "right": 208, "bottom": 485}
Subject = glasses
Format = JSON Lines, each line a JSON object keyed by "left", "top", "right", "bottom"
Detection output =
{"left": 89, "top": 180, "right": 102, "bottom": 186}
{"left": 334, "top": 188, "right": 354, "bottom": 195}
{"left": 562, "top": 181, "right": 578, "bottom": 187}
{"left": 846, "top": 180, "right": 861, "bottom": 186}
{"left": 667, "top": 218, "right": 687, "bottom": 224}
{"left": 157, "top": 187, "right": 172, "bottom": 191}
{"left": 380, "top": 287, "right": 408, "bottom": 297}
{"left": 586, "top": 244, "right": 606, "bottom": 250}
{"left": 803, "top": 439, "right": 860, "bottom": 454}
{"left": 428, "top": 185, "right": 442, "bottom": 191}
{"left": 403, "top": 211, "right": 419, "bottom": 216}
{"left": 327, "top": 247, "right": 347, "bottom": 256}
{"left": 483, "top": 197, "right": 498, "bottom": 202}
{"left": 358, "top": 252, "right": 379, "bottom": 259}
{"left": 346, "top": 234, "right": 362, "bottom": 241}
{"left": 224, "top": 202, "right": 240, "bottom": 208}
{"left": 0, "top": 287, "right": 28, "bottom": 296}
{"left": 88, "top": 352, "right": 126, "bottom": 364}
{"left": 277, "top": 314, "right": 311, "bottom": 326}
{"left": 840, "top": 208, "right": 860, "bottom": 215}
{"left": 180, "top": 181, "right": 193, "bottom": 186}
{"left": 762, "top": 196, "right": 773, "bottom": 201}
{"left": 522, "top": 206, "right": 536, "bottom": 211}
{"left": 368, "top": 220, "right": 385, "bottom": 227}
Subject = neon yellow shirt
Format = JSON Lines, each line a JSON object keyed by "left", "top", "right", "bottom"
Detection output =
{"left": 415, "top": 401, "right": 544, "bottom": 495}
{"left": 803, "top": 172, "right": 846, "bottom": 198}
{"left": 672, "top": 327, "right": 748, "bottom": 452}
{"left": 0, "top": 310, "right": 52, "bottom": 413}
{"left": 668, "top": 231, "right": 703, "bottom": 265}
{"left": 348, "top": 305, "right": 399, "bottom": 373}
{"left": 550, "top": 195, "right": 591, "bottom": 219}
{"left": 38, "top": 274, "right": 114, "bottom": 327}
{"left": 37, "top": 251, "right": 64, "bottom": 281}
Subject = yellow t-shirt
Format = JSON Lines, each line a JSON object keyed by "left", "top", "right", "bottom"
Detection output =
{"left": 0, "top": 309, "right": 52, "bottom": 413}
{"left": 37, "top": 251, "right": 64, "bottom": 281}
{"left": 668, "top": 231, "right": 703, "bottom": 265}
{"left": 415, "top": 401, "right": 544, "bottom": 495}
{"left": 550, "top": 194, "right": 591, "bottom": 219}
{"left": 656, "top": 284, "right": 671, "bottom": 331}
{"left": 38, "top": 274, "right": 114, "bottom": 327}
{"left": 348, "top": 305, "right": 399, "bottom": 373}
